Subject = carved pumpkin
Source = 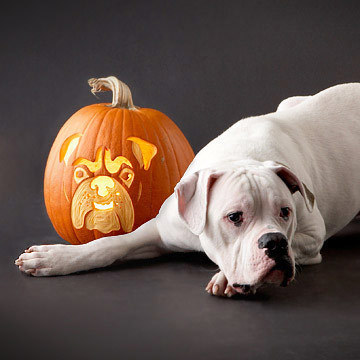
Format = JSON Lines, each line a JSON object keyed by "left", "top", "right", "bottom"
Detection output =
{"left": 44, "top": 76, "right": 194, "bottom": 244}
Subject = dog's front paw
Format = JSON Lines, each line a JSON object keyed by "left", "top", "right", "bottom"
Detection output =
{"left": 205, "top": 271, "right": 236, "bottom": 298}
{"left": 14, "top": 243, "right": 98, "bottom": 276}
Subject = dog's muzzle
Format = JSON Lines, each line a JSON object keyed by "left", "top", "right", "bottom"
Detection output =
{"left": 258, "top": 232, "right": 294, "bottom": 287}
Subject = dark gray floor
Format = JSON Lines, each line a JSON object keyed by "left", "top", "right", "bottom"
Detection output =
{"left": 2, "top": 221, "right": 360, "bottom": 360}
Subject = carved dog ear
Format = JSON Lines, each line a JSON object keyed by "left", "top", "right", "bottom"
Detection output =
{"left": 264, "top": 161, "right": 315, "bottom": 213}
{"left": 127, "top": 137, "right": 157, "bottom": 170}
{"left": 60, "top": 133, "right": 82, "bottom": 165}
{"left": 175, "top": 169, "right": 224, "bottom": 235}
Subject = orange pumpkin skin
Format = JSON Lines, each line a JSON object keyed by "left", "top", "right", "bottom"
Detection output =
{"left": 44, "top": 81, "right": 194, "bottom": 245}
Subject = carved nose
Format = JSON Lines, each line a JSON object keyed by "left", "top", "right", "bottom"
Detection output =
{"left": 90, "top": 176, "right": 115, "bottom": 197}
{"left": 233, "top": 284, "right": 251, "bottom": 293}
{"left": 258, "top": 232, "right": 288, "bottom": 258}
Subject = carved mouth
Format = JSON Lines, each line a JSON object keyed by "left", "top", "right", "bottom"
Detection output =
{"left": 93, "top": 201, "right": 114, "bottom": 210}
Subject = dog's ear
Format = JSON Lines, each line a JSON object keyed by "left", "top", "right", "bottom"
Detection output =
{"left": 174, "top": 169, "right": 224, "bottom": 235}
{"left": 264, "top": 161, "right": 315, "bottom": 212}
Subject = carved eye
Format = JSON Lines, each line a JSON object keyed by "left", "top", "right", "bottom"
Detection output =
{"left": 227, "top": 211, "right": 243, "bottom": 226}
{"left": 119, "top": 167, "right": 135, "bottom": 188}
{"left": 280, "top": 207, "right": 291, "bottom": 221}
{"left": 74, "top": 167, "right": 90, "bottom": 184}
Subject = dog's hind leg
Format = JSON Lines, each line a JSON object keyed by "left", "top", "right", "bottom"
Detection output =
{"left": 276, "top": 96, "right": 310, "bottom": 112}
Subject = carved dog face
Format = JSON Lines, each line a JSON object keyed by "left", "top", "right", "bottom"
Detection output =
{"left": 60, "top": 135, "right": 157, "bottom": 234}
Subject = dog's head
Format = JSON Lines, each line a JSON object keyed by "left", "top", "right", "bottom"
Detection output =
{"left": 175, "top": 161, "right": 315, "bottom": 294}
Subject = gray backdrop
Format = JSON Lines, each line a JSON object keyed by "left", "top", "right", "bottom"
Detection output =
{"left": 1, "top": 1, "right": 360, "bottom": 360}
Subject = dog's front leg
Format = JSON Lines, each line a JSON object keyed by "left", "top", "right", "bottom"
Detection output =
{"left": 293, "top": 232, "right": 324, "bottom": 265}
{"left": 15, "top": 219, "right": 170, "bottom": 276}
{"left": 292, "top": 203, "right": 326, "bottom": 266}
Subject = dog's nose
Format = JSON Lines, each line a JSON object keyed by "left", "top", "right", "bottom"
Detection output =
{"left": 90, "top": 176, "right": 115, "bottom": 197}
{"left": 258, "top": 232, "right": 288, "bottom": 258}
{"left": 233, "top": 283, "right": 251, "bottom": 293}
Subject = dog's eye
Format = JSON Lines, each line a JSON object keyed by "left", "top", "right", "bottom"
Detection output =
{"left": 227, "top": 211, "right": 243, "bottom": 226}
{"left": 74, "top": 167, "right": 90, "bottom": 184}
{"left": 280, "top": 207, "right": 291, "bottom": 221}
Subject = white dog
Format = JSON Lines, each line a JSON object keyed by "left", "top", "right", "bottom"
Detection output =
{"left": 15, "top": 83, "right": 360, "bottom": 297}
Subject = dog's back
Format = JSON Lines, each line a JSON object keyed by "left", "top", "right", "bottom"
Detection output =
{"left": 185, "top": 83, "right": 360, "bottom": 238}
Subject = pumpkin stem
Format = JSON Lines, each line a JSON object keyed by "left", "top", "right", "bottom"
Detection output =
{"left": 88, "top": 76, "right": 137, "bottom": 110}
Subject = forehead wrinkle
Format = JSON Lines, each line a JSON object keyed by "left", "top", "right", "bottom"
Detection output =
{"left": 250, "top": 170, "right": 288, "bottom": 210}
{"left": 244, "top": 172, "right": 263, "bottom": 211}
{"left": 211, "top": 171, "right": 255, "bottom": 212}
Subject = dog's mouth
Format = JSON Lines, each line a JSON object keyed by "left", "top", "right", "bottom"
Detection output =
{"left": 232, "top": 256, "right": 295, "bottom": 295}
{"left": 93, "top": 201, "right": 114, "bottom": 210}
{"left": 271, "top": 255, "right": 295, "bottom": 287}
{"left": 260, "top": 255, "right": 295, "bottom": 288}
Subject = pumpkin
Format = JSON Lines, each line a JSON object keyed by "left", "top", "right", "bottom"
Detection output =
{"left": 44, "top": 76, "right": 194, "bottom": 245}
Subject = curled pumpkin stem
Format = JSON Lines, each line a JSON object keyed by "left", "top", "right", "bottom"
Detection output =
{"left": 88, "top": 76, "right": 137, "bottom": 110}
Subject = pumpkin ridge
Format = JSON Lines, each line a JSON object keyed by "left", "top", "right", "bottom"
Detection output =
{"left": 141, "top": 110, "right": 175, "bottom": 184}
{"left": 44, "top": 144, "right": 67, "bottom": 242}
{"left": 149, "top": 111, "right": 182, "bottom": 182}
{"left": 91, "top": 107, "right": 119, "bottom": 240}
{"left": 44, "top": 114, "right": 85, "bottom": 244}
{"left": 63, "top": 108, "right": 105, "bottom": 243}
{"left": 160, "top": 113, "right": 194, "bottom": 170}
{"left": 94, "top": 108, "right": 118, "bottom": 160}
{"left": 121, "top": 106, "right": 127, "bottom": 179}
{"left": 129, "top": 107, "right": 141, "bottom": 226}
{"left": 94, "top": 107, "right": 119, "bottom": 166}
{"left": 138, "top": 110, "right": 172, "bottom": 216}
{"left": 57, "top": 146, "right": 79, "bottom": 244}
{"left": 70, "top": 106, "right": 111, "bottom": 243}
{"left": 110, "top": 108, "right": 125, "bottom": 238}
{"left": 98, "top": 107, "right": 123, "bottom": 238}
{"left": 71, "top": 107, "right": 110, "bottom": 164}
{"left": 131, "top": 112, "right": 153, "bottom": 222}
{"left": 134, "top": 110, "right": 154, "bottom": 219}
{"left": 44, "top": 115, "right": 73, "bottom": 240}
{"left": 44, "top": 143, "right": 56, "bottom": 238}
